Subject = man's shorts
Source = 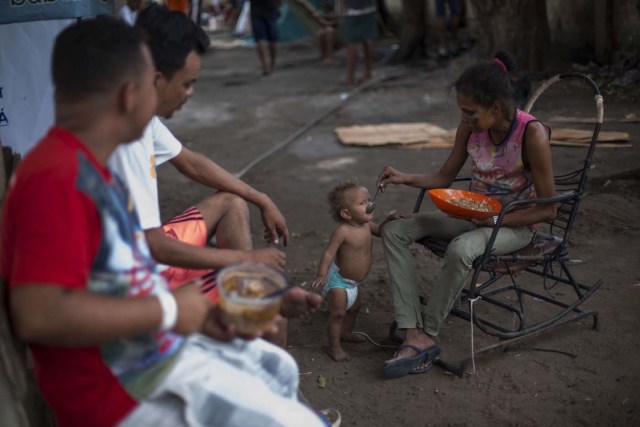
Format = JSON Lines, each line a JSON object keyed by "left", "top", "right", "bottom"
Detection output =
{"left": 162, "top": 206, "right": 219, "bottom": 303}
{"left": 251, "top": 14, "right": 279, "bottom": 42}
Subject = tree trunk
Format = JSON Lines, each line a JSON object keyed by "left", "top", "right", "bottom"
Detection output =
{"left": 391, "top": 0, "right": 428, "bottom": 62}
{"left": 468, "top": 0, "right": 551, "bottom": 71}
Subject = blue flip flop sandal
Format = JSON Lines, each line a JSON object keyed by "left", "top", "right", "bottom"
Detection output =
{"left": 383, "top": 344, "right": 441, "bottom": 378}
{"left": 409, "top": 360, "right": 433, "bottom": 375}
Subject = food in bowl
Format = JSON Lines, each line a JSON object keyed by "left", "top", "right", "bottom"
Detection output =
{"left": 448, "top": 197, "right": 493, "bottom": 212}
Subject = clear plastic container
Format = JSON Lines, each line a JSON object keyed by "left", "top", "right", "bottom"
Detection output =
{"left": 217, "top": 262, "right": 287, "bottom": 335}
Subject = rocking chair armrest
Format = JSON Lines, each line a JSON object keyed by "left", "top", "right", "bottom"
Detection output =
{"left": 498, "top": 191, "right": 580, "bottom": 216}
{"left": 413, "top": 188, "right": 427, "bottom": 214}
{"left": 475, "top": 191, "right": 580, "bottom": 268}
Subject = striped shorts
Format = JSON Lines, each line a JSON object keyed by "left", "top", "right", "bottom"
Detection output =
{"left": 162, "top": 206, "right": 218, "bottom": 303}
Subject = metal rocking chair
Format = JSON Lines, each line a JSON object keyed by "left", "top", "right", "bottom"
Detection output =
{"left": 405, "top": 72, "right": 604, "bottom": 377}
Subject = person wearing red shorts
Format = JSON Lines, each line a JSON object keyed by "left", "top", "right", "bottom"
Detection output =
{"left": 109, "top": 5, "right": 290, "bottom": 340}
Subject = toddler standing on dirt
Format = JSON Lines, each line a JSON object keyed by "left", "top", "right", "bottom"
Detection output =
{"left": 312, "top": 180, "right": 405, "bottom": 361}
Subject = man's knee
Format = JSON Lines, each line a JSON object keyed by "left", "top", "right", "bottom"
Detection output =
{"left": 201, "top": 192, "right": 249, "bottom": 216}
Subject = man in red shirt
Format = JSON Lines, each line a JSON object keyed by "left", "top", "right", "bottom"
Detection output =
{"left": 1, "top": 17, "right": 324, "bottom": 427}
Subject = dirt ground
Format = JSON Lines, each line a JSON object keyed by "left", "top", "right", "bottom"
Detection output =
{"left": 157, "top": 35, "right": 640, "bottom": 426}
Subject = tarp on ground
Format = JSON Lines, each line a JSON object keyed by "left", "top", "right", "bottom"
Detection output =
{"left": 335, "top": 123, "right": 632, "bottom": 149}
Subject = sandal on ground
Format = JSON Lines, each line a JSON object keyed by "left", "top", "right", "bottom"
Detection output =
{"left": 409, "top": 360, "right": 433, "bottom": 375}
{"left": 383, "top": 344, "right": 441, "bottom": 378}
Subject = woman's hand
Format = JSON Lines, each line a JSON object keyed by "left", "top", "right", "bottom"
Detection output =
{"left": 376, "top": 166, "right": 409, "bottom": 192}
{"left": 471, "top": 215, "right": 498, "bottom": 228}
{"left": 380, "top": 212, "right": 410, "bottom": 229}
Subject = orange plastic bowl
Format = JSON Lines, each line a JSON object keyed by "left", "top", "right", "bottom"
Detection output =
{"left": 428, "top": 189, "right": 502, "bottom": 220}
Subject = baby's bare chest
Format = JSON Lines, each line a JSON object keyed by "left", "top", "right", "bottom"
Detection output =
{"left": 341, "top": 232, "right": 372, "bottom": 253}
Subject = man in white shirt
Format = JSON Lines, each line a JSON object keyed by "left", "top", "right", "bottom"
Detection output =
{"left": 109, "top": 5, "right": 292, "bottom": 331}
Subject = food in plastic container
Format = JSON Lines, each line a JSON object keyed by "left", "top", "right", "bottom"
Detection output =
{"left": 217, "top": 262, "right": 287, "bottom": 335}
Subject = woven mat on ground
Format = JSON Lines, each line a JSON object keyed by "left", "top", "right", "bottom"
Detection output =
{"left": 335, "top": 123, "right": 632, "bottom": 149}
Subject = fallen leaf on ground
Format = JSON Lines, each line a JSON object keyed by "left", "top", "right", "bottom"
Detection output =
{"left": 318, "top": 374, "right": 326, "bottom": 388}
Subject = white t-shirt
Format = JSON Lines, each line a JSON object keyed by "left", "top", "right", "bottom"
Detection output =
{"left": 118, "top": 5, "right": 137, "bottom": 26}
{"left": 110, "top": 117, "right": 183, "bottom": 229}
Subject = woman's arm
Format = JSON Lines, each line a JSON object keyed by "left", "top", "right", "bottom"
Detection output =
{"left": 376, "top": 120, "right": 470, "bottom": 191}
{"left": 369, "top": 212, "right": 410, "bottom": 237}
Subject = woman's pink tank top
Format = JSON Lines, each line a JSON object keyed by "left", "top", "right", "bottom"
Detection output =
{"left": 467, "top": 109, "right": 544, "bottom": 202}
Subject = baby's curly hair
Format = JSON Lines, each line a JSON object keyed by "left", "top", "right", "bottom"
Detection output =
{"left": 327, "top": 179, "right": 361, "bottom": 223}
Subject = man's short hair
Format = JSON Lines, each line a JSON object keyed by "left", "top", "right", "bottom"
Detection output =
{"left": 52, "top": 16, "right": 147, "bottom": 102}
{"left": 136, "top": 4, "right": 211, "bottom": 79}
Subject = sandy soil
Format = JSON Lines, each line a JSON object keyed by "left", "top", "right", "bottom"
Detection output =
{"left": 157, "top": 36, "right": 640, "bottom": 426}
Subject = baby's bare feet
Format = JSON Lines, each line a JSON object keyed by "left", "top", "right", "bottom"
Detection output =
{"left": 340, "top": 332, "right": 366, "bottom": 343}
{"left": 328, "top": 347, "right": 349, "bottom": 362}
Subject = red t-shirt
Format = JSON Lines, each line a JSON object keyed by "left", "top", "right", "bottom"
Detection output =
{"left": 1, "top": 128, "right": 182, "bottom": 427}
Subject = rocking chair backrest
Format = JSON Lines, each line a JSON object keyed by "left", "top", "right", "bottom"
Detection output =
{"left": 523, "top": 72, "right": 604, "bottom": 247}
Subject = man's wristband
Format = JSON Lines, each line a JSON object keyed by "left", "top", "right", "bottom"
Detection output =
{"left": 156, "top": 291, "right": 178, "bottom": 331}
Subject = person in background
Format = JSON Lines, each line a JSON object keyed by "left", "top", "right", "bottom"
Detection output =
{"left": 434, "top": 0, "right": 460, "bottom": 59}
{"left": 340, "top": 0, "right": 378, "bottom": 85}
{"left": 248, "top": 0, "right": 281, "bottom": 75}
{"left": 317, "top": 0, "right": 337, "bottom": 64}
{"left": 291, "top": 0, "right": 338, "bottom": 65}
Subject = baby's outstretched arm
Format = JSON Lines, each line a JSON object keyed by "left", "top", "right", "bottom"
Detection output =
{"left": 370, "top": 212, "right": 410, "bottom": 237}
{"left": 311, "top": 227, "right": 347, "bottom": 289}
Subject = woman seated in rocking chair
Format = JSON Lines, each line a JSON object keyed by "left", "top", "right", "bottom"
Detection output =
{"left": 376, "top": 51, "right": 556, "bottom": 378}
